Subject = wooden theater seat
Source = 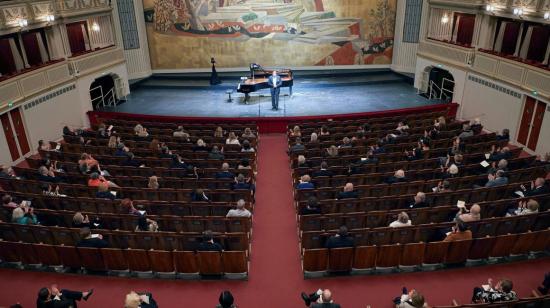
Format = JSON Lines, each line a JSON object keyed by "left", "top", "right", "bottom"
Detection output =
{"left": 100, "top": 248, "right": 130, "bottom": 272}
{"left": 302, "top": 248, "right": 328, "bottom": 272}
{"left": 328, "top": 247, "right": 354, "bottom": 272}
{"left": 77, "top": 247, "right": 106, "bottom": 271}
{"left": 34, "top": 243, "right": 63, "bottom": 267}
{"left": 173, "top": 251, "right": 199, "bottom": 275}
{"left": 423, "top": 241, "right": 449, "bottom": 266}
{"left": 399, "top": 242, "right": 425, "bottom": 267}
{"left": 222, "top": 251, "right": 248, "bottom": 275}
{"left": 148, "top": 250, "right": 175, "bottom": 274}
{"left": 467, "top": 236, "right": 496, "bottom": 261}
{"left": 55, "top": 245, "right": 81, "bottom": 269}
{"left": 352, "top": 246, "right": 377, "bottom": 270}
{"left": 489, "top": 234, "right": 518, "bottom": 258}
{"left": 197, "top": 251, "right": 223, "bottom": 275}
{"left": 445, "top": 239, "right": 473, "bottom": 264}
{"left": 376, "top": 244, "right": 401, "bottom": 268}
{"left": 127, "top": 249, "right": 152, "bottom": 273}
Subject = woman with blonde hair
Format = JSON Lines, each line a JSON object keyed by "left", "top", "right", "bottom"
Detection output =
{"left": 147, "top": 176, "right": 159, "bottom": 189}
{"left": 107, "top": 136, "right": 118, "bottom": 148}
{"left": 214, "top": 126, "right": 224, "bottom": 138}
{"left": 124, "top": 291, "right": 157, "bottom": 308}
{"left": 389, "top": 212, "right": 412, "bottom": 227}
{"left": 326, "top": 145, "right": 339, "bottom": 157}
{"left": 226, "top": 132, "right": 241, "bottom": 145}
{"left": 289, "top": 125, "right": 301, "bottom": 137}
{"left": 242, "top": 127, "right": 256, "bottom": 138}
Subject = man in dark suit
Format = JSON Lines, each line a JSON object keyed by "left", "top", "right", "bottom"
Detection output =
{"left": 409, "top": 192, "right": 429, "bottom": 209}
{"left": 522, "top": 178, "right": 549, "bottom": 196}
{"left": 76, "top": 227, "right": 109, "bottom": 248}
{"left": 268, "top": 71, "right": 282, "bottom": 110}
{"left": 37, "top": 285, "right": 93, "bottom": 308}
{"left": 197, "top": 230, "right": 223, "bottom": 251}
{"left": 215, "top": 163, "right": 235, "bottom": 179}
{"left": 312, "top": 161, "right": 333, "bottom": 178}
{"left": 301, "top": 289, "right": 341, "bottom": 308}
{"left": 325, "top": 226, "right": 354, "bottom": 249}
{"left": 337, "top": 183, "right": 358, "bottom": 199}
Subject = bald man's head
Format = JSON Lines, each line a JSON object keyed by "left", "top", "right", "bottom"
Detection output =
{"left": 321, "top": 289, "right": 332, "bottom": 303}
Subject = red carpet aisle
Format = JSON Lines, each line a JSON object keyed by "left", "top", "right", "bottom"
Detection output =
{"left": 0, "top": 134, "right": 548, "bottom": 307}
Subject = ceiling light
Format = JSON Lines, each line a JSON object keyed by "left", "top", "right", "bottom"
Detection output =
{"left": 91, "top": 22, "right": 100, "bottom": 32}
{"left": 18, "top": 19, "right": 28, "bottom": 27}
{"left": 486, "top": 4, "right": 495, "bottom": 12}
{"left": 544, "top": 12, "right": 550, "bottom": 19}
{"left": 441, "top": 13, "right": 449, "bottom": 24}
{"left": 513, "top": 8, "right": 524, "bottom": 16}
{"left": 45, "top": 15, "right": 55, "bottom": 22}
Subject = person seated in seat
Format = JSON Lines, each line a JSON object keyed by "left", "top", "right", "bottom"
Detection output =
{"left": 433, "top": 180, "right": 452, "bottom": 193}
{"left": 121, "top": 198, "right": 142, "bottom": 215}
{"left": 325, "top": 145, "right": 339, "bottom": 158}
{"left": 300, "top": 289, "right": 341, "bottom": 308}
{"left": 124, "top": 291, "right": 158, "bottom": 308}
{"left": 233, "top": 173, "right": 255, "bottom": 192}
{"left": 519, "top": 178, "right": 549, "bottom": 197}
{"left": 444, "top": 220, "right": 472, "bottom": 241}
{"left": 114, "top": 143, "right": 129, "bottom": 157}
{"left": 38, "top": 139, "right": 51, "bottom": 151}
{"left": 11, "top": 206, "right": 38, "bottom": 225}
{"left": 226, "top": 199, "right": 252, "bottom": 218}
{"left": 96, "top": 182, "right": 116, "bottom": 200}
{"left": 237, "top": 158, "right": 252, "bottom": 170}
{"left": 386, "top": 169, "right": 407, "bottom": 184}
{"left": 226, "top": 132, "right": 240, "bottom": 145}
{"left": 197, "top": 230, "right": 223, "bottom": 252}
{"left": 147, "top": 176, "right": 159, "bottom": 189}
{"left": 173, "top": 126, "right": 190, "bottom": 140}
{"left": 76, "top": 227, "right": 109, "bottom": 248}
{"left": 38, "top": 166, "right": 62, "bottom": 183}
{"left": 159, "top": 146, "right": 174, "bottom": 159}
{"left": 312, "top": 161, "right": 333, "bottom": 178}
{"left": 389, "top": 212, "right": 412, "bottom": 228}
{"left": 338, "top": 137, "right": 353, "bottom": 149}
{"left": 472, "top": 278, "right": 517, "bottom": 303}
{"left": 456, "top": 203, "right": 481, "bottom": 222}
{"left": 297, "top": 175, "right": 315, "bottom": 190}
{"left": 191, "top": 188, "right": 210, "bottom": 202}
{"left": 2, "top": 194, "right": 20, "bottom": 210}
{"left": 325, "top": 226, "right": 354, "bottom": 249}
{"left": 496, "top": 128, "right": 510, "bottom": 141}
{"left": 242, "top": 127, "right": 256, "bottom": 139}
{"left": 122, "top": 152, "right": 144, "bottom": 168}
{"left": 135, "top": 215, "right": 159, "bottom": 232}
{"left": 488, "top": 159, "right": 508, "bottom": 175}
{"left": 216, "top": 290, "right": 237, "bottom": 308}
{"left": 484, "top": 170, "right": 508, "bottom": 187}
{"left": 538, "top": 272, "right": 550, "bottom": 295}
{"left": 193, "top": 139, "right": 209, "bottom": 152}
{"left": 88, "top": 172, "right": 118, "bottom": 188}
{"left": 214, "top": 126, "right": 224, "bottom": 138}
{"left": 289, "top": 125, "right": 301, "bottom": 137}
{"left": 458, "top": 123, "right": 474, "bottom": 139}
{"left": 72, "top": 212, "right": 91, "bottom": 228}
{"left": 320, "top": 125, "right": 330, "bottom": 136}
{"left": 289, "top": 137, "right": 306, "bottom": 154}
{"left": 37, "top": 284, "right": 93, "bottom": 308}
{"left": 309, "top": 132, "right": 319, "bottom": 144}
{"left": 409, "top": 191, "right": 430, "bottom": 209}
{"left": 300, "top": 197, "right": 322, "bottom": 215}
{"left": 295, "top": 155, "right": 312, "bottom": 170}
{"left": 470, "top": 118, "right": 483, "bottom": 135}
{"left": 507, "top": 199, "right": 539, "bottom": 216}
{"left": 337, "top": 183, "right": 358, "bottom": 199}
{"left": 489, "top": 146, "right": 511, "bottom": 162}
{"left": 394, "top": 288, "right": 427, "bottom": 308}
{"left": 216, "top": 163, "right": 235, "bottom": 179}
{"left": 405, "top": 140, "right": 427, "bottom": 161}
{"left": 240, "top": 140, "right": 255, "bottom": 153}
{"left": 208, "top": 146, "right": 225, "bottom": 160}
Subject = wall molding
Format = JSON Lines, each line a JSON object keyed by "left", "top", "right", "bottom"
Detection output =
{"left": 22, "top": 83, "right": 76, "bottom": 111}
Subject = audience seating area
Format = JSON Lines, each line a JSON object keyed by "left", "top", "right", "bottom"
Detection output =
{"left": 0, "top": 119, "right": 259, "bottom": 279}
{"left": 286, "top": 110, "right": 550, "bottom": 277}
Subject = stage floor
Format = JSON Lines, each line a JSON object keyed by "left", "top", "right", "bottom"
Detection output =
{"left": 104, "top": 71, "right": 436, "bottom": 118}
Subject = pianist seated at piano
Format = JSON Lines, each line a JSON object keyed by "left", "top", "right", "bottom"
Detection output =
{"left": 237, "top": 64, "right": 293, "bottom": 103}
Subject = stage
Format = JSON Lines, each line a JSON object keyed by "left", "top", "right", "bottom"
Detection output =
{"left": 103, "top": 70, "right": 438, "bottom": 118}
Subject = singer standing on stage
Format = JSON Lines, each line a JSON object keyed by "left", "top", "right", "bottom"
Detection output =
{"left": 268, "top": 71, "right": 282, "bottom": 110}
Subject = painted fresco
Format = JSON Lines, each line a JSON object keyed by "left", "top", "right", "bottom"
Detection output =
{"left": 143, "top": 0, "right": 396, "bottom": 69}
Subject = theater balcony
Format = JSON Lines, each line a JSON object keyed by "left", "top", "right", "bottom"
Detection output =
{"left": 418, "top": 39, "right": 476, "bottom": 68}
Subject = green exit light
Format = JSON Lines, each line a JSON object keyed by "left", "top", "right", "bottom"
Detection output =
{"left": 532, "top": 91, "right": 538, "bottom": 96}
{"left": 437, "top": 64, "right": 443, "bottom": 68}
{"left": 8, "top": 102, "right": 13, "bottom": 107}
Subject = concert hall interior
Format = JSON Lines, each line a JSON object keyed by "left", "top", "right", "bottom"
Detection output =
{"left": 0, "top": 0, "right": 549, "bottom": 307}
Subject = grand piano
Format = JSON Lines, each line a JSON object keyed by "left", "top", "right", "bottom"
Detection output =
{"left": 237, "top": 64, "right": 293, "bottom": 102}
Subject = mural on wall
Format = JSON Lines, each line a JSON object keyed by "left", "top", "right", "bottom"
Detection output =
{"left": 143, "top": 0, "right": 396, "bottom": 69}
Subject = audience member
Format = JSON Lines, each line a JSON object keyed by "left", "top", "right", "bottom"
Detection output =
{"left": 76, "top": 227, "right": 109, "bottom": 248}
{"left": 386, "top": 169, "right": 407, "bottom": 184}
{"left": 484, "top": 170, "right": 508, "bottom": 187}
{"left": 444, "top": 221, "right": 472, "bottom": 241}
{"left": 233, "top": 174, "right": 255, "bottom": 192}
{"left": 122, "top": 152, "right": 144, "bottom": 167}
{"left": 135, "top": 215, "right": 159, "bottom": 232}
{"left": 226, "top": 199, "right": 252, "bottom": 218}
{"left": 312, "top": 161, "right": 333, "bottom": 178}
{"left": 489, "top": 146, "right": 511, "bottom": 162}
{"left": 241, "top": 140, "right": 255, "bottom": 152}
{"left": 37, "top": 284, "right": 93, "bottom": 308}
{"left": 395, "top": 289, "right": 427, "bottom": 308}
{"left": 472, "top": 278, "right": 517, "bottom": 303}
{"left": 337, "top": 183, "right": 358, "bottom": 199}
{"left": 147, "top": 176, "right": 159, "bottom": 189}
{"left": 217, "top": 290, "right": 237, "bottom": 308}
{"left": 338, "top": 137, "right": 352, "bottom": 148}
{"left": 470, "top": 118, "right": 483, "bottom": 134}
{"left": 88, "top": 172, "right": 118, "bottom": 188}
{"left": 458, "top": 124, "right": 474, "bottom": 139}
{"left": 214, "top": 126, "right": 224, "bottom": 138}
{"left": 173, "top": 126, "right": 190, "bottom": 140}
{"left": 300, "top": 197, "right": 322, "bottom": 215}
{"left": 389, "top": 212, "right": 412, "bottom": 227}
{"left": 290, "top": 125, "right": 302, "bottom": 137}
{"left": 237, "top": 158, "right": 252, "bottom": 170}
{"left": 226, "top": 132, "right": 240, "bottom": 145}
{"left": 297, "top": 175, "right": 315, "bottom": 189}
{"left": 193, "top": 139, "right": 209, "bottom": 152}
{"left": 2, "top": 194, "right": 19, "bottom": 210}
{"left": 537, "top": 272, "right": 550, "bottom": 295}
{"left": 242, "top": 127, "right": 256, "bottom": 139}
{"left": 320, "top": 126, "right": 330, "bottom": 136}
{"left": 520, "top": 178, "right": 549, "bottom": 196}
{"left": 289, "top": 137, "right": 306, "bottom": 154}
{"left": 507, "top": 199, "right": 539, "bottom": 216}
{"left": 325, "top": 226, "right": 354, "bottom": 249}
{"left": 11, "top": 206, "right": 38, "bottom": 225}
{"left": 309, "top": 132, "right": 319, "bottom": 144}
{"left": 72, "top": 212, "right": 91, "bottom": 228}
{"left": 496, "top": 128, "right": 510, "bottom": 141}
{"left": 456, "top": 203, "right": 481, "bottom": 222}
{"left": 216, "top": 163, "right": 235, "bottom": 179}
{"left": 124, "top": 291, "right": 158, "bottom": 308}
{"left": 121, "top": 198, "right": 141, "bottom": 215}
{"left": 191, "top": 188, "right": 210, "bottom": 202}
{"left": 96, "top": 182, "right": 116, "bottom": 200}
{"left": 325, "top": 145, "right": 339, "bottom": 158}
{"left": 197, "top": 230, "right": 223, "bottom": 251}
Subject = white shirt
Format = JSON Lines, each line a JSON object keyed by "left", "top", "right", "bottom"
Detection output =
{"left": 226, "top": 208, "right": 252, "bottom": 218}
{"left": 226, "top": 138, "right": 240, "bottom": 145}
{"left": 389, "top": 220, "right": 412, "bottom": 228}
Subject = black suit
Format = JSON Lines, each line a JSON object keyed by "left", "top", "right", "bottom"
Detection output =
{"left": 409, "top": 201, "right": 429, "bottom": 209}
{"left": 268, "top": 75, "right": 282, "bottom": 109}
{"left": 37, "top": 289, "right": 84, "bottom": 308}
{"left": 311, "top": 303, "right": 341, "bottom": 308}
{"left": 525, "top": 185, "right": 550, "bottom": 197}
{"left": 197, "top": 241, "right": 223, "bottom": 252}
{"left": 337, "top": 191, "right": 358, "bottom": 199}
{"left": 313, "top": 169, "right": 333, "bottom": 177}
{"left": 325, "top": 235, "right": 354, "bottom": 249}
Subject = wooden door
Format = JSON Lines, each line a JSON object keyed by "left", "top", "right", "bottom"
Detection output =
{"left": 527, "top": 101, "right": 547, "bottom": 151}
{"left": 0, "top": 113, "right": 20, "bottom": 161}
{"left": 517, "top": 96, "right": 536, "bottom": 145}
{"left": 9, "top": 108, "right": 30, "bottom": 155}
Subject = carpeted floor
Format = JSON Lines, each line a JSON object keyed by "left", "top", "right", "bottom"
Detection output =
{"left": 0, "top": 134, "right": 548, "bottom": 308}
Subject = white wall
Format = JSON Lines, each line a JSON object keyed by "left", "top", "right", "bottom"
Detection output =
{"left": 414, "top": 56, "right": 467, "bottom": 104}
{"left": 112, "top": 0, "right": 152, "bottom": 80}
{"left": 460, "top": 73, "right": 523, "bottom": 140}
{"left": 21, "top": 83, "right": 82, "bottom": 151}
{"left": 391, "top": 0, "right": 419, "bottom": 73}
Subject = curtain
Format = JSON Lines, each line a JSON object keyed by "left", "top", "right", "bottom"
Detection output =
{"left": 543, "top": 40, "right": 550, "bottom": 65}
{"left": 519, "top": 26, "right": 533, "bottom": 59}
{"left": 36, "top": 32, "right": 50, "bottom": 63}
{"left": 22, "top": 32, "right": 43, "bottom": 66}
{"left": 526, "top": 26, "right": 550, "bottom": 63}
{"left": 494, "top": 21, "right": 507, "bottom": 52}
{"left": 9, "top": 38, "right": 25, "bottom": 70}
{"left": 0, "top": 38, "right": 16, "bottom": 76}
{"left": 81, "top": 23, "right": 91, "bottom": 51}
{"left": 514, "top": 23, "right": 524, "bottom": 56}
{"left": 455, "top": 14, "right": 475, "bottom": 45}
{"left": 451, "top": 14, "right": 461, "bottom": 42}
{"left": 501, "top": 22, "right": 520, "bottom": 55}
{"left": 67, "top": 22, "right": 86, "bottom": 54}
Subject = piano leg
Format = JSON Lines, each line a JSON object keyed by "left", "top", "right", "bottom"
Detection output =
{"left": 244, "top": 93, "right": 250, "bottom": 104}
{"left": 289, "top": 86, "right": 293, "bottom": 97}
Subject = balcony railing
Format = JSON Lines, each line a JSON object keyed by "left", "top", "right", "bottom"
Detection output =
{"left": 418, "top": 39, "right": 475, "bottom": 68}
{"left": 472, "top": 50, "right": 550, "bottom": 97}
{"left": 54, "top": 0, "right": 110, "bottom": 17}
{"left": 0, "top": 47, "right": 125, "bottom": 112}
